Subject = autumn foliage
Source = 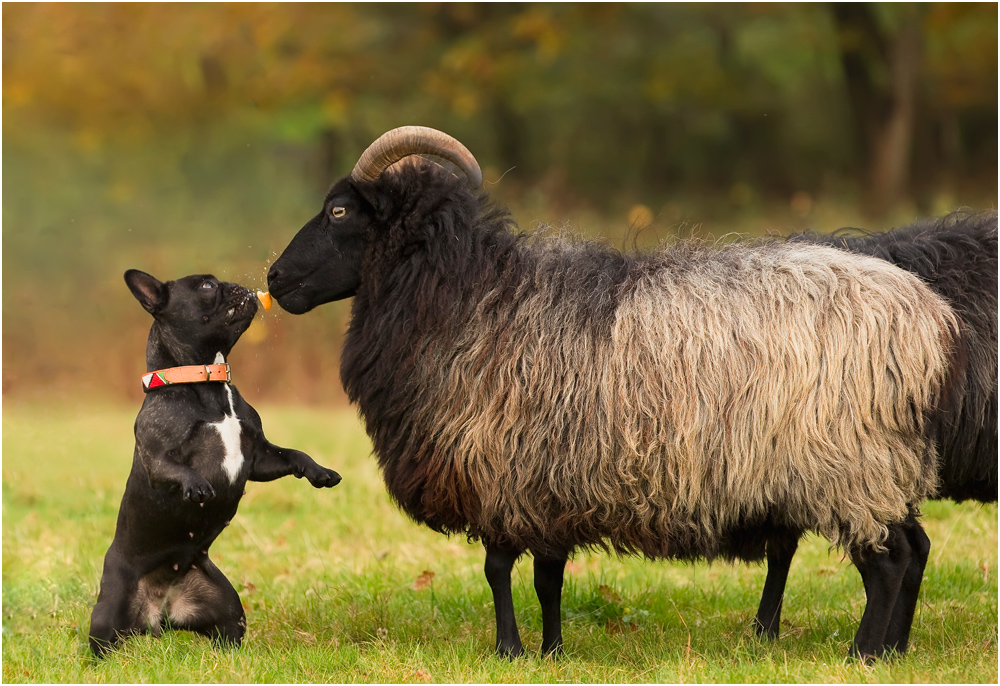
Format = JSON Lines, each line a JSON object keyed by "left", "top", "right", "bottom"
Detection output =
{"left": 4, "top": 3, "right": 996, "bottom": 204}
{"left": 2, "top": 3, "right": 996, "bottom": 402}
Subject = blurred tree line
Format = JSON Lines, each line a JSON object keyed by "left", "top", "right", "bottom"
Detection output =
{"left": 2, "top": 3, "right": 996, "bottom": 403}
{"left": 4, "top": 3, "right": 997, "bottom": 215}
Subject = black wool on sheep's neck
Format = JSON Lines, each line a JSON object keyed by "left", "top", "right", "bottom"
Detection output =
{"left": 340, "top": 165, "right": 521, "bottom": 531}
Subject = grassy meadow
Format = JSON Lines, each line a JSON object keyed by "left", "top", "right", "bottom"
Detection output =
{"left": 2, "top": 401, "right": 996, "bottom": 683}
{"left": 5, "top": 7, "right": 996, "bottom": 681}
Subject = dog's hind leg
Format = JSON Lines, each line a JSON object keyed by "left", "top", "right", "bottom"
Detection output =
{"left": 89, "top": 550, "right": 154, "bottom": 656}
{"left": 166, "top": 557, "right": 246, "bottom": 648}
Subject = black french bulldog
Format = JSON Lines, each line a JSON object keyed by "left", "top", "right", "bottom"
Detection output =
{"left": 88, "top": 270, "right": 341, "bottom": 657}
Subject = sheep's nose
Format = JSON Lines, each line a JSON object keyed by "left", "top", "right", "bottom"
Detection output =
{"left": 267, "top": 263, "right": 282, "bottom": 287}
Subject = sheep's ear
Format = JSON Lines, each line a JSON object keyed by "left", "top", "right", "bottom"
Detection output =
{"left": 124, "top": 269, "right": 168, "bottom": 314}
{"left": 351, "top": 180, "right": 391, "bottom": 219}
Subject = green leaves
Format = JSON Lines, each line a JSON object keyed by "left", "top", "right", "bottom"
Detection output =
{"left": 4, "top": 4, "right": 995, "bottom": 211}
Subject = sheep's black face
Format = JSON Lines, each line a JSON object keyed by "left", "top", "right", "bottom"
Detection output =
{"left": 268, "top": 180, "right": 372, "bottom": 314}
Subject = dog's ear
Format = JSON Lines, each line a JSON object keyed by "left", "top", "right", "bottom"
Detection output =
{"left": 124, "top": 269, "right": 168, "bottom": 314}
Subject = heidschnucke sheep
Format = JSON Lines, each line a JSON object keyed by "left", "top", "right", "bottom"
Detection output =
{"left": 266, "top": 126, "right": 962, "bottom": 661}
{"left": 748, "top": 210, "right": 998, "bottom": 641}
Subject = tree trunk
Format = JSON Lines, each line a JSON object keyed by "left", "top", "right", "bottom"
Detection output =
{"left": 831, "top": 4, "right": 923, "bottom": 215}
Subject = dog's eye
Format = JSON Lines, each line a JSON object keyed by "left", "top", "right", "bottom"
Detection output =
{"left": 201, "top": 281, "right": 216, "bottom": 290}
{"left": 331, "top": 206, "right": 347, "bottom": 219}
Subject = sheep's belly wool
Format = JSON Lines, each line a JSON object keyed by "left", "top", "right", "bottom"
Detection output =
{"left": 374, "top": 240, "right": 958, "bottom": 559}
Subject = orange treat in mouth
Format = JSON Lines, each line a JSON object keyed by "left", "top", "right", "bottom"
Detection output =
{"left": 256, "top": 291, "right": 273, "bottom": 311}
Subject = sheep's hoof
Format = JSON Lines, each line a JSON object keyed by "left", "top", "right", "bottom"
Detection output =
{"left": 848, "top": 642, "right": 908, "bottom": 663}
{"left": 847, "top": 645, "right": 879, "bottom": 665}
{"left": 541, "top": 644, "right": 564, "bottom": 660}
{"left": 495, "top": 643, "right": 524, "bottom": 660}
{"left": 752, "top": 617, "right": 779, "bottom": 641}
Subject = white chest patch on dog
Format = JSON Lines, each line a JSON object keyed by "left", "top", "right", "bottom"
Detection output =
{"left": 211, "top": 383, "right": 244, "bottom": 484}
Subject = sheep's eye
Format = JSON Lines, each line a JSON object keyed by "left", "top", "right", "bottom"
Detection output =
{"left": 331, "top": 206, "right": 347, "bottom": 219}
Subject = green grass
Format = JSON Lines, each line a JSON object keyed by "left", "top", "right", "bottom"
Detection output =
{"left": 3, "top": 402, "right": 997, "bottom": 683}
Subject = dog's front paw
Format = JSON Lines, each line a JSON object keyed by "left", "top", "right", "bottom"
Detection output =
{"left": 288, "top": 451, "right": 341, "bottom": 488}
{"left": 305, "top": 465, "right": 342, "bottom": 489}
{"left": 182, "top": 478, "right": 216, "bottom": 504}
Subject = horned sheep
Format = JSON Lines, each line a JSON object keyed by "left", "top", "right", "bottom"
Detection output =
{"left": 266, "top": 126, "right": 962, "bottom": 661}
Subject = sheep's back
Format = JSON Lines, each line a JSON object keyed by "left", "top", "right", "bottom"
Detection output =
{"left": 606, "top": 243, "right": 954, "bottom": 552}
{"left": 387, "top": 239, "right": 958, "bottom": 558}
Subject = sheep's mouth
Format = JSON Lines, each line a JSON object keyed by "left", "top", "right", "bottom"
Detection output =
{"left": 266, "top": 279, "right": 299, "bottom": 302}
{"left": 272, "top": 287, "right": 316, "bottom": 315}
{"left": 267, "top": 265, "right": 323, "bottom": 299}
{"left": 268, "top": 262, "right": 357, "bottom": 314}
{"left": 267, "top": 275, "right": 319, "bottom": 315}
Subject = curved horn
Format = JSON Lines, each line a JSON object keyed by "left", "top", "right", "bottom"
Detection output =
{"left": 350, "top": 126, "right": 483, "bottom": 189}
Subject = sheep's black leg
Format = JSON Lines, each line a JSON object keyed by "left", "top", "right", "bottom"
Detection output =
{"left": 484, "top": 542, "right": 524, "bottom": 658}
{"left": 533, "top": 553, "right": 567, "bottom": 657}
{"left": 880, "top": 513, "right": 929, "bottom": 657}
{"left": 848, "top": 522, "right": 911, "bottom": 662}
{"left": 753, "top": 531, "right": 801, "bottom": 639}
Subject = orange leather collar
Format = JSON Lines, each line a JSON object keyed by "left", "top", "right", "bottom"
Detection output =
{"left": 142, "top": 364, "right": 231, "bottom": 392}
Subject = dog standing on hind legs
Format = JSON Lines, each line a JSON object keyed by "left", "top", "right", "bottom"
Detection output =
{"left": 88, "top": 270, "right": 341, "bottom": 657}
